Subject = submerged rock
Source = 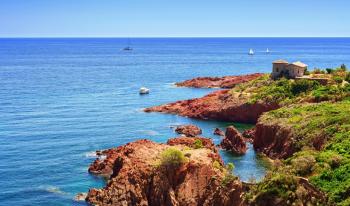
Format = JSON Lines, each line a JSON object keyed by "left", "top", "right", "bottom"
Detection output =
{"left": 86, "top": 138, "right": 244, "bottom": 206}
{"left": 220, "top": 126, "right": 247, "bottom": 155}
{"left": 174, "top": 124, "right": 202, "bottom": 137}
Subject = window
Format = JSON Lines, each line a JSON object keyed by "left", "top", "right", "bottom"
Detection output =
{"left": 276, "top": 68, "right": 279, "bottom": 72}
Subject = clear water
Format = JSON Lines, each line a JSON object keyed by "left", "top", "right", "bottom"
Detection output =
{"left": 1, "top": 38, "right": 350, "bottom": 205}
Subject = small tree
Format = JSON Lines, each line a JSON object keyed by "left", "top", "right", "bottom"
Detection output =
{"left": 326, "top": 68, "right": 334, "bottom": 74}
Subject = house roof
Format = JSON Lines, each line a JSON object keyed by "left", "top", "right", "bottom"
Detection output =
{"left": 291, "top": 61, "right": 308, "bottom": 68}
{"left": 273, "top": 59, "right": 289, "bottom": 64}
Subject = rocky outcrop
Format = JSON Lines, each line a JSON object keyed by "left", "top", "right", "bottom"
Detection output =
{"left": 175, "top": 124, "right": 202, "bottom": 137}
{"left": 86, "top": 138, "right": 244, "bottom": 206}
{"left": 214, "top": 128, "right": 225, "bottom": 136}
{"left": 253, "top": 122, "right": 296, "bottom": 159}
{"left": 175, "top": 73, "right": 264, "bottom": 88}
{"left": 167, "top": 136, "right": 216, "bottom": 151}
{"left": 220, "top": 126, "right": 247, "bottom": 155}
{"left": 144, "top": 90, "right": 279, "bottom": 124}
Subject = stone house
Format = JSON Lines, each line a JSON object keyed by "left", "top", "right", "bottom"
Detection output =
{"left": 272, "top": 60, "right": 308, "bottom": 79}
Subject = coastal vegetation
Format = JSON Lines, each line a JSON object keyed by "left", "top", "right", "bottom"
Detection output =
{"left": 231, "top": 65, "right": 350, "bottom": 105}
{"left": 250, "top": 100, "right": 350, "bottom": 205}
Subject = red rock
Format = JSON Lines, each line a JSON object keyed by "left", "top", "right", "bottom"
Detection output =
{"left": 167, "top": 136, "right": 216, "bottom": 151}
{"left": 242, "top": 127, "right": 256, "bottom": 143}
{"left": 175, "top": 73, "right": 264, "bottom": 88}
{"left": 220, "top": 126, "right": 247, "bottom": 155}
{"left": 174, "top": 124, "right": 202, "bottom": 137}
{"left": 86, "top": 138, "right": 244, "bottom": 206}
{"left": 214, "top": 128, "right": 225, "bottom": 136}
{"left": 144, "top": 89, "right": 279, "bottom": 124}
{"left": 253, "top": 122, "right": 296, "bottom": 159}
{"left": 242, "top": 127, "right": 255, "bottom": 139}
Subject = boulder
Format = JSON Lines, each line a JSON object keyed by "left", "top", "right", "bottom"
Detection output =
{"left": 175, "top": 124, "right": 202, "bottom": 137}
{"left": 220, "top": 126, "right": 247, "bottom": 155}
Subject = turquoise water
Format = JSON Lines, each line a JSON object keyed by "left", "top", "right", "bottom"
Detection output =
{"left": 1, "top": 38, "right": 350, "bottom": 205}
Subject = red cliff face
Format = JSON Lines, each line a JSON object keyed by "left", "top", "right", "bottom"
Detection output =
{"left": 175, "top": 73, "right": 264, "bottom": 88}
{"left": 86, "top": 138, "right": 244, "bottom": 206}
{"left": 253, "top": 122, "right": 296, "bottom": 159}
{"left": 220, "top": 126, "right": 247, "bottom": 155}
{"left": 144, "top": 90, "right": 279, "bottom": 124}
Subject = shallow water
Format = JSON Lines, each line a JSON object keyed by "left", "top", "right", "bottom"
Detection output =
{"left": 1, "top": 38, "right": 350, "bottom": 205}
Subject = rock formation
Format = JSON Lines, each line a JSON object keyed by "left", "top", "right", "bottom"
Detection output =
{"left": 253, "top": 122, "right": 295, "bottom": 159}
{"left": 144, "top": 90, "right": 279, "bottom": 124}
{"left": 174, "top": 124, "right": 202, "bottom": 137}
{"left": 220, "top": 126, "right": 247, "bottom": 155}
{"left": 86, "top": 138, "right": 244, "bottom": 206}
{"left": 175, "top": 73, "right": 264, "bottom": 88}
{"left": 214, "top": 128, "right": 225, "bottom": 136}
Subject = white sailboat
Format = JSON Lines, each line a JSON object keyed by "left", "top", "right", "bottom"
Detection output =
{"left": 248, "top": 49, "right": 254, "bottom": 55}
{"left": 266, "top": 48, "right": 270, "bottom": 53}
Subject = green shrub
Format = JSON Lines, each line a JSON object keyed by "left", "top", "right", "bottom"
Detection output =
{"left": 291, "top": 79, "right": 320, "bottom": 96}
{"left": 291, "top": 155, "right": 316, "bottom": 175}
{"left": 160, "top": 148, "right": 186, "bottom": 167}
{"left": 213, "top": 160, "right": 222, "bottom": 170}
{"left": 221, "top": 174, "right": 236, "bottom": 187}
{"left": 226, "top": 162, "right": 235, "bottom": 171}
{"left": 333, "top": 76, "right": 343, "bottom": 84}
{"left": 345, "top": 72, "right": 350, "bottom": 82}
{"left": 193, "top": 139, "right": 203, "bottom": 149}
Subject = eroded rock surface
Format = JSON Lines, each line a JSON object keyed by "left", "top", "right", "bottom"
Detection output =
{"left": 253, "top": 122, "right": 295, "bottom": 159}
{"left": 175, "top": 73, "right": 264, "bottom": 88}
{"left": 220, "top": 126, "right": 247, "bottom": 155}
{"left": 86, "top": 138, "right": 244, "bottom": 206}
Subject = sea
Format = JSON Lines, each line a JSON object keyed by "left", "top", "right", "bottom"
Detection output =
{"left": 1, "top": 38, "right": 350, "bottom": 205}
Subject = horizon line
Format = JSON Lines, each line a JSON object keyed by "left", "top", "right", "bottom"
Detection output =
{"left": 1, "top": 36, "right": 350, "bottom": 39}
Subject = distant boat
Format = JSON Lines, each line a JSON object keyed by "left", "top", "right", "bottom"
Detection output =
{"left": 248, "top": 49, "right": 254, "bottom": 55}
{"left": 139, "top": 87, "right": 150, "bottom": 95}
{"left": 123, "top": 46, "right": 132, "bottom": 51}
{"left": 266, "top": 48, "right": 270, "bottom": 53}
{"left": 123, "top": 38, "right": 133, "bottom": 51}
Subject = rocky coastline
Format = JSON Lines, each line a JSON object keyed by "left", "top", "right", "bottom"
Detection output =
{"left": 81, "top": 72, "right": 350, "bottom": 205}
{"left": 175, "top": 73, "right": 264, "bottom": 88}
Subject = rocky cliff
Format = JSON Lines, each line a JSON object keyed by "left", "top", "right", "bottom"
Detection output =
{"left": 86, "top": 138, "right": 244, "bottom": 206}
{"left": 253, "top": 122, "right": 296, "bottom": 159}
{"left": 144, "top": 90, "right": 279, "bottom": 124}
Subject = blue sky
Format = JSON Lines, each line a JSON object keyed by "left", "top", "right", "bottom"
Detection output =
{"left": 1, "top": 0, "right": 349, "bottom": 37}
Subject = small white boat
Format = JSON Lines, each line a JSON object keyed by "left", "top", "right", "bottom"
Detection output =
{"left": 266, "top": 48, "right": 270, "bottom": 53}
{"left": 139, "top": 87, "right": 150, "bottom": 94}
{"left": 248, "top": 49, "right": 254, "bottom": 55}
